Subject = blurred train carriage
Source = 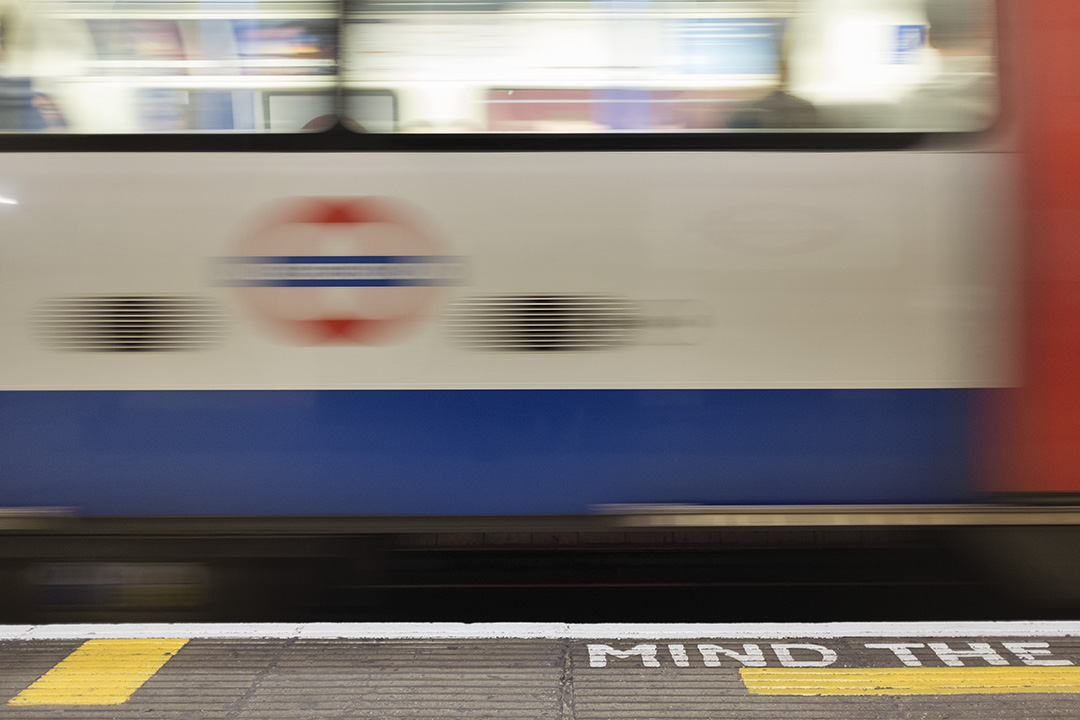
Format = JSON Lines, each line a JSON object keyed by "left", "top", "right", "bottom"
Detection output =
{"left": 0, "top": 0, "right": 1077, "bottom": 620}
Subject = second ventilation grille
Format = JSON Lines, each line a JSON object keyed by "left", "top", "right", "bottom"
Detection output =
{"left": 445, "top": 294, "right": 640, "bottom": 351}
{"left": 33, "top": 295, "right": 227, "bottom": 352}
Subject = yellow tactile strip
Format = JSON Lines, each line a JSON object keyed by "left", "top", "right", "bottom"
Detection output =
{"left": 7, "top": 639, "right": 188, "bottom": 706}
{"left": 740, "top": 667, "right": 1080, "bottom": 695}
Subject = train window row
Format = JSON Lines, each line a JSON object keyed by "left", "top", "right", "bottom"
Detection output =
{"left": 0, "top": 0, "right": 996, "bottom": 135}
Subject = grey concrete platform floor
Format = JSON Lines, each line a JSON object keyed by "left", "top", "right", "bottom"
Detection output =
{"left": 2, "top": 623, "right": 1080, "bottom": 719}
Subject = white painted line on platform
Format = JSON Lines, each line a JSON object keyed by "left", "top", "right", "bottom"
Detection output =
{"left": 1, "top": 621, "right": 1080, "bottom": 641}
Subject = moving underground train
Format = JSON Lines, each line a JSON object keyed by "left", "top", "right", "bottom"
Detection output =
{"left": 0, "top": 0, "right": 1074, "bottom": 526}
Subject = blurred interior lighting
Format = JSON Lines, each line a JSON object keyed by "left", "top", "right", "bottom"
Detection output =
{"left": 0, "top": 196, "right": 18, "bottom": 205}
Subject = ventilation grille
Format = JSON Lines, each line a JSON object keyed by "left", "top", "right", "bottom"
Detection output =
{"left": 33, "top": 296, "right": 227, "bottom": 352}
{"left": 445, "top": 294, "right": 640, "bottom": 351}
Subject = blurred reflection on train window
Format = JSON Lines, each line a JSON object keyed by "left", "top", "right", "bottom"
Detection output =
{"left": 0, "top": 0, "right": 339, "bottom": 132}
{"left": 342, "top": 0, "right": 997, "bottom": 133}
{"left": 0, "top": 0, "right": 996, "bottom": 133}
{"left": 897, "top": 0, "right": 996, "bottom": 130}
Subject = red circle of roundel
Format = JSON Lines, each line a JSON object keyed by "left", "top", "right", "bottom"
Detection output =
{"left": 235, "top": 196, "right": 448, "bottom": 345}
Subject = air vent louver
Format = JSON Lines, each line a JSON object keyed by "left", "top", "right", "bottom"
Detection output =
{"left": 33, "top": 296, "right": 227, "bottom": 352}
{"left": 446, "top": 294, "right": 640, "bottom": 351}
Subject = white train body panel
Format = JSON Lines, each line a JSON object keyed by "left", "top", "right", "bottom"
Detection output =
{"left": 0, "top": 150, "right": 1014, "bottom": 391}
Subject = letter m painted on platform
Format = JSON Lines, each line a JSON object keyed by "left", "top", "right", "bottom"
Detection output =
{"left": 588, "top": 644, "right": 660, "bottom": 667}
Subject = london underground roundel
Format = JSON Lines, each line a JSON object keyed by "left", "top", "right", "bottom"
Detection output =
{"left": 216, "top": 197, "right": 463, "bottom": 345}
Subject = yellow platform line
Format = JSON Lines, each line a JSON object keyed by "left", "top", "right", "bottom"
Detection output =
{"left": 8, "top": 638, "right": 188, "bottom": 705}
{"left": 741, "top": 667, "right": 1080, "bottom": 695}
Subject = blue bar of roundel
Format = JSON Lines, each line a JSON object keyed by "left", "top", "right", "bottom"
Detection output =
{"left": 228, "top": 278, "right": 457, "bottom": 287}
{"left": 235, "top": 256, "right": 461, "bottom": 264}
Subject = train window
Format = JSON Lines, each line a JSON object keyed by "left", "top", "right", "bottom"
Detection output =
{"left": 0, "top": 0, "right": 339, "bottom": 133}
{"left": 0, "top": 0, "right": 995, "bottom": 136}
{"left": 341, "top": 0, "right": 998, "bottom": 133}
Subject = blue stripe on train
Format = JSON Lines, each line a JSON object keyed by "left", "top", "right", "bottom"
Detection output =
{"left": 0, "top": 389, "right": 975, "bottom": 515}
